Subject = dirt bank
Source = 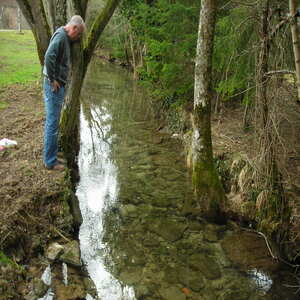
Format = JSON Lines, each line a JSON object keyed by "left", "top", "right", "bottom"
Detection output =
{"left": 0, "top": 83, "right": 76, "bottom": 299}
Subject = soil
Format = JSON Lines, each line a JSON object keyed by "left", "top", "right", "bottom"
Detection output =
{"left": 0, "top": 83, "right": 75, "bottom": 299}
{"left": 211, "top": 82, "right": 300, "bottom": 258}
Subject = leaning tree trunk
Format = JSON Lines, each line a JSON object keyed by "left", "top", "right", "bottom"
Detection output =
{"left": 192, "top": 0, "right": 225, "bottom": 222}
{"left": 16, "top": 0, "right": 51, "bottom": 64}
{"left": 289, "top": 0, "right": 300, "bottom": 104}
{"left": 60, "top": 0, "right": 121, "bottom": 170}
{"left": 17, "top": 0, "right": 121, "bottom": 175}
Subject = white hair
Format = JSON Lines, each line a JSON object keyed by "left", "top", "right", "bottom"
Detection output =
{"left": 67, "top": 15, "right": 86, "bottom": 30}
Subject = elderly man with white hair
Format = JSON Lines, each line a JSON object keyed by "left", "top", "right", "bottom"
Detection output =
{"left": 43, "top": 15, "right": 85, "bottom": 171}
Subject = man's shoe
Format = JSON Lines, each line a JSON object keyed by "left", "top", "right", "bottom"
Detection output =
{"left": 45, "top": 161, "right": 65, "bottom": 171}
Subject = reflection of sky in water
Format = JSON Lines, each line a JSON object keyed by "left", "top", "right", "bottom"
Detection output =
{"left": 76, "top": 105, "right": 136, "bottom": 300}
{"left": 248, "top": 269, "right": 273, "bottom": 293}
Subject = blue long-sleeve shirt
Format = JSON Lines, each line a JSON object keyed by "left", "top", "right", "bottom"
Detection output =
{"left": 43, "top": 27, "right": 71, "bottom": 85}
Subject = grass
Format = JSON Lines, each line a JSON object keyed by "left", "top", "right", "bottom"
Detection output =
{"left": 0, "top": 30, "right": 40, "bottom": 87}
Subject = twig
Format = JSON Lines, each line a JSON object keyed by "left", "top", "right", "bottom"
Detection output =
{"left": 266, "top": 70, "right": 296, "bottom": 76}
{"left": 257, "top": 231, "right": 278, "bottom": 259}
{"left": 51, "top": 225, "right": 72, "bottom": 243}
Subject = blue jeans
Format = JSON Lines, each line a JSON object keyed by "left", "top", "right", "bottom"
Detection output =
{"left": 43, "top": 78, "right": 65, "bottom": 168}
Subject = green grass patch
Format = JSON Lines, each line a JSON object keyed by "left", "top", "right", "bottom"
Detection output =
{"left": 0, "top": 100, "right": 8, "bottom": 110}
{"left": 0, "top": 30, "right": 41, "bottom": 87}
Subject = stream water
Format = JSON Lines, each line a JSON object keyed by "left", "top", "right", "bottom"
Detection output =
{"left": 75, "top": 60, "right": 298, "bottom": 300}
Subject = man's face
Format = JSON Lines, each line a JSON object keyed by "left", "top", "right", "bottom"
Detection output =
{"left": 68, "top": 25, "right": 84, "bottom": 41}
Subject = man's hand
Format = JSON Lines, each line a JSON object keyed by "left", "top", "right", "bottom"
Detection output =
{"left": 51, "top": 80, "right": 61, "bottom": 92}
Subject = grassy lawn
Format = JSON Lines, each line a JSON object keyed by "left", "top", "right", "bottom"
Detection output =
{"left": 0, "top": 30, "right": 40, "bottom": 87}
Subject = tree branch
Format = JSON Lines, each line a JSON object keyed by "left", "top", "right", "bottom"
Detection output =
{"left": 16, "top": 0, "right": 34, "bottom": 25}
{"left": 265, "top": 70, "right": 296, "bottom": 76}
{"left": 81, "top": 0, "right": 89, "bottom": 19}
{"left": 83, "top": 0, "right": 121, "bottom": 66}
{"left": 71, "top": 0, "right": 82, "bottom": 15}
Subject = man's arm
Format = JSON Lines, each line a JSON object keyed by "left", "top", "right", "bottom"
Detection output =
{"left": 44, "top": 34, "right": 63, "bottom": 91}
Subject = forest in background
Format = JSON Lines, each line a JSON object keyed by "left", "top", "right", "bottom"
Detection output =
{"left": 96, "top": 0, "right": 300, "bottom": 262}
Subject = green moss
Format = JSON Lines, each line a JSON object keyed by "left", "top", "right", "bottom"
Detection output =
{"left": 0, "top": 251, "right": 13, "bottom": 265}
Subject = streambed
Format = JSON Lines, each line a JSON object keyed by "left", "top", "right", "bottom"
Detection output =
{"left": 75, "top": 60, "right": 297, "bottom": 300}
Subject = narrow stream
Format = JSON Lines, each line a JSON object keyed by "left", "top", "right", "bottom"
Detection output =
{"left": 76, "top": 59, "right": 298, "bottom": 300}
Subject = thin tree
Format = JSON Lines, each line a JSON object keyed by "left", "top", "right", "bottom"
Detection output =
{"left": 16, "top": 0, "right": 121, "bottom": 170}
{"left": 289, "top": 0, "right": 300, "bottom": 104}
{"left": 255, "top": 0, "right": 290, "bottom": 241}
{"left": 192, "top": 0, "right": 225, "bottom": 222}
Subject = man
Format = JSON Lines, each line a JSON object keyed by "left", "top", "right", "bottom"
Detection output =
{"left": 43, "top": 15, "right": 85, "bottom": 170}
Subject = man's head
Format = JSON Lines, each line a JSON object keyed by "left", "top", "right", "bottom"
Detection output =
{"left": 65, "top": 15, "right": 86, "bottom": 41}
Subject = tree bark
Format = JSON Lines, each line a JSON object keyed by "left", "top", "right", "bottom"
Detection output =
{"left": 192, "top": 0, "right": 225, "bottom": 222}
{"left": 289, "top": 0, "right": 300, "bottom": 104}
{"left": 17, "top": 7, "right": 22, "bottom": 33}
{"left": 16, "top": 0, "right": 51, "bottom": 64}
{"left": 60, "top": 0, "right": 121, "bottom": 171}
{"left": 255, "top": 0, "right": 290, "bottom": 243}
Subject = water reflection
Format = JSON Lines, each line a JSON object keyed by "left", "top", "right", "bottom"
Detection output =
{"left": 77, "top": 60, "right": 298, "bottom": 300}
{"left": 77, "top": 104, "right": 135, "bottom": 299}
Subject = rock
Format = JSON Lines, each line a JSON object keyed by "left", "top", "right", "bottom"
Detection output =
{"left": 119, "top": 204, "right": 138, "bottom": 218}
{"left": 46, "top": 242, "right": 64, "bottom": 261}
{"left": 118, "top": 266, "right": 143, "bottom": 285}
{"left": 24, "top": 291, "right": 39, "bottom": 300}
{"left": 150, "top": 219, "right": 188, "bottom": 242}
{"left": 32, "top": 278, "right": 48, "bottom": 297}
{"left": 83, "top": 277, "right": 97, "bottom": 297}
{"left": 188, "top": 254, "right": 221, "bottom": 280}
{"left": 204, "top": 229, "right": 219, "bottom": 242}
{"left": 55, "top": 283, "right": 86, "bottom": 300}
{"left": 135, "top": 284, "right": 150, "bottom": 298}
{"left": 159, "top": 286, "right": 186, "bottom": 300}
{"left": 59, "top": 240, "right": 82, "bottom": 267}
{"left": 177, "top": 267, "right": 205, "bottom": 292}
{"left": 143, "top": 233, "right": 160, "bottom": 247}
{"left": 221, "top": 232, "right": 279, "bottom": 272}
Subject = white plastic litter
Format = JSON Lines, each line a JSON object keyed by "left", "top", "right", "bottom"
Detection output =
{"left": 0, "top": 138, "right": 17, "bottom": 147}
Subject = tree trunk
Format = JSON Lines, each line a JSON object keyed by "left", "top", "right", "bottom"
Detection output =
{"left": 255, "top": 0, "right": 290, "bottom": 242}
{"left": 17, "top": 0, "right": 120, "bottom": 175}
{"left": 55, "top": 0, "right": 67, "bottom": 28}
{"left": 17, "top": 7, "right": 22, "bottom": 33}
{"left": 289, "top": 0, "right": 300, "bottom": 104}
{"left": 192, "top": 0, "right": 225, "bottom": 222}
{"left": 60, "top": 42, "right": 84, "bottom": 176}
{"left": 16, "top": 0, "right": 51, "bottom": 64}
{"left": 60, "top": 0, "right": 121, "bottom": 170}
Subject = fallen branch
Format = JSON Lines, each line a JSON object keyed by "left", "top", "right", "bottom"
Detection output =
{"left": 266, "top": 70, "right": 296, "bottom": 76}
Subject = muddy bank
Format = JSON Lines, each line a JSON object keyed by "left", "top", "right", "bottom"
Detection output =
{"left": 0, "top": 83, "right": 84, "bottom": 299}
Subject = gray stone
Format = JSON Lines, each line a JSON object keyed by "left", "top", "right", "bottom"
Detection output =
{"left": 159, "top": 286, "right": 186, "bottom": 300}
{"left": 188, "top": 254, "right": 221, "bottom": 280}
{"left": 59, "top": 240, "right": 82, "bottom": 267}
{"left": 46, "top": 242, "right": 64, "bottom": 261}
